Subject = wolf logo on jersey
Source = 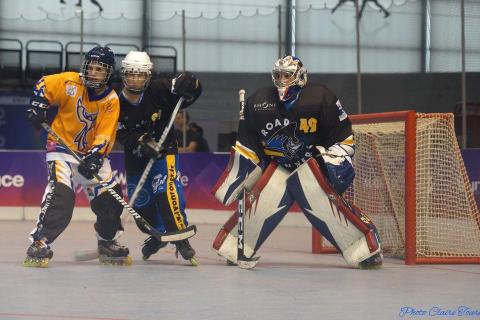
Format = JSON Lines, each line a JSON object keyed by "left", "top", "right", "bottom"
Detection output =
{"left": 74, "top": 97, "right": 98, "bottom": 151}
{"left": 265, "top": 122, "right": 304, "bottom": 159}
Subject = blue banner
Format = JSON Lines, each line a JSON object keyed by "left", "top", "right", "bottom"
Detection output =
{"left": 461, "top": 149, "right": 480, "bottom": 208}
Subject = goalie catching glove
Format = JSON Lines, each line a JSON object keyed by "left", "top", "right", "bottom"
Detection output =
{"left": 25, "top": 96, "right": 49, "bottom": 130}
{"left": 316, "top": 143, "right": 355, "bottom": 194}
{"left": 78, "top": 147, "right": 104, "bottom": 180}
{"left": 138, "top": 133, "right": 165, "bottom": 159}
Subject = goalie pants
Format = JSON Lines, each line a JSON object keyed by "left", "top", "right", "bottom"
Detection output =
{"left": 127, "top": 154, "right": 188, "bottom": 235}
{"left": 29, "top": 158, "right": 124, "bottom": 244}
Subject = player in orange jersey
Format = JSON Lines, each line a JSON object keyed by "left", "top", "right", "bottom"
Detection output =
{"left": 23, "top": 46, "right": 131, "bottom": 267}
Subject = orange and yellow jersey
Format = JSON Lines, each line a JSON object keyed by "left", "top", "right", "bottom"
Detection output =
{"left": 33, "top": 72, "right": 120, "bottom": 159}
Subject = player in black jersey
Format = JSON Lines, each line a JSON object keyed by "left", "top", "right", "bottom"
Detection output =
{"left": 212, "top": 56, "right": 382, "bottom": 269}
{"left": 116, "top": 51, "right": 201, "bottom": 264}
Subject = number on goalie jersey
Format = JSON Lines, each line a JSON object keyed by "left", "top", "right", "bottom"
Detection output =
{"left": 116, "top": 51, "right": 202, "bottom": 262}
{"left": 212, "top": 56, "right": 382, "bottom": 269}
{"left": 23, "top": 46, "right": 131, "bottom": 267}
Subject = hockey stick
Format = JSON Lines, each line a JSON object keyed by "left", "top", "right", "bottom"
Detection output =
{"left": 74, "top": 97, "right": 187, "bottom": 261}
{"left": 126, "top": 96, "right": 185, "bottom": 215}
{"left": 40, "top": 124, "right": 196, "bottom": 257}
{"left": 236, "top": 89, "right": 259, "bottom": 269}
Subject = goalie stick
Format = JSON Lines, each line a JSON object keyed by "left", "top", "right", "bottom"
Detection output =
{"left": 39, "top": 123, "right": 196, "bottom": 260}
{"left": 236, "top": 89, "right": 259, "bottom": 269}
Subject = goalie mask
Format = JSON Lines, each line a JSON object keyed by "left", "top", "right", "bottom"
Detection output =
{"left": 81, "top": 46, "right": 115, "bottom": 89}
{"left": 121, "top": 51, "right": 153, "bottom": 94}
{"left": 272, "top": 55, "right": 307, "bottom": 102}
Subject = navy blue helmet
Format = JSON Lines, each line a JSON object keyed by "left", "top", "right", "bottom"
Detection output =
{"left": 81, "top": 46, "right": 115, "bottom": 89}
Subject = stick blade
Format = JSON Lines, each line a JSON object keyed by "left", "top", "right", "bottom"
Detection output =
{"left": 158, "top": 225, "right": 197, "bottom": 242}
{"left": 74, "top": 249, "right": 99, "bottom": 262}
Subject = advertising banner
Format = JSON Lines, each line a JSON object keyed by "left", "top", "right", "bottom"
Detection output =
{"left": 0, "top": 151, "right": 231, "bottom": 210}
{"left": 0, "top": 150, "right": 478, "bottom": 210}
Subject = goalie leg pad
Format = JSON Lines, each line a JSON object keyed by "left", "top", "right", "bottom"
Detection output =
{"left": 287, "top": 158, "right": 381, "bottom": 268}
{"left": 212, "top": 212, "right": 239, "bottom": 263}
{"left": 212, "top": 147, "right": 262, "bottom": 206}
{"left": 212, "top": 162, "right": 294, "bottom": 263}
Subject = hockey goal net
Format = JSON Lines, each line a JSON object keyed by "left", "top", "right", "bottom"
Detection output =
{"left": 312, "top": 111, "right": 480, "bottom": 264}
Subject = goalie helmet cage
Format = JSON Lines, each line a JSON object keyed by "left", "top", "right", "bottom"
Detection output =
{"left": 312, "top": 111, "right": 480, "bottom": 265}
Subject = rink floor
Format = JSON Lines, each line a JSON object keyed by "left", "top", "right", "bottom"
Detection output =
{"left": 0, "top": 220, "right": 479, "bottom": 320}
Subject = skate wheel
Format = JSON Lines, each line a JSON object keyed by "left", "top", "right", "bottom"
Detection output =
{"left": 99, "top": 255, "right": 133, "bottom": 266}
{"left": 123, "top": 256, "right": 133, "bottom": 266}
{"left": 189, "top": 257, "right": 199, "bottom": 267}
{"left": 23, "top": 257, "right": 49, "bottom": 268}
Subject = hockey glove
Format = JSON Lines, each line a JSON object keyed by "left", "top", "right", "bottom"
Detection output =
{"left": 316, "top": 145, "right": 355, "bottom": 194}
{"left": 138, "top": 133, "right": 165, "bottom": 159}
{"left": 25, "top": 97, "right": 49, "bottom": 130}
{"left": 172, "top": 72, "right": 202, "bottom": 102}
{"left": 78, "top": 148, "right": 104, "bottom": 180}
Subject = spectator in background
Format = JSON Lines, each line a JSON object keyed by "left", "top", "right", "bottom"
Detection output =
{"left": 174, "top": 111, "right": 207, "bottom": 153}
{"left": 189, "top": 122, "right": 210, "bottom": 152}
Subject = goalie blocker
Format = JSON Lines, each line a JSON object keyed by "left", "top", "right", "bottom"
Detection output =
{"left": 213, "top": 153, "right": 382, "bottom": 268}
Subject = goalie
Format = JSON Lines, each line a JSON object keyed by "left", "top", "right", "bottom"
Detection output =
{"left": 116, "top": 51, "right": 202, "bottom": 264}
{"left": 212, "top": 56, "right": 382, "bottom": 269}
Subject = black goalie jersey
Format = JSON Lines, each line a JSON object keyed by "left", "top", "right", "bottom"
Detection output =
{"left": 236, "top": 84, "right": 353, "bottom": 171}
{"left": 116, "top": 78, "right": 198, "bottom": 174}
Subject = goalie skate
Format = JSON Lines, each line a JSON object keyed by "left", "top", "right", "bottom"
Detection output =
{"left": 23, "top": 240, "right": 53, "bottom": 268}
{"left": 98, "top": 240, "right": 132, "bottom": 266}
{"left": 359, "top": 252, "right": 383, "bottom": 269}
{"left": 237, "top": 256, "right": 260, "bottom": 269}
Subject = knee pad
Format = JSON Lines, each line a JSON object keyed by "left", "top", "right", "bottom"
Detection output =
{"left": 91, "top": 184, "right": 124, "bottom": 240}
{"left": 212, "top": 162, "right": 294, "bottom": 263}
{"left": 287, "top": 158, "right": 381, "bottom": 268}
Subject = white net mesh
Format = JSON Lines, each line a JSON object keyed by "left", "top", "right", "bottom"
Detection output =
{"left": 414, "top": 114, "right": 480, "bottom": 258}
{"left": 319, "top": 113, "right": 480, "bottom": 261}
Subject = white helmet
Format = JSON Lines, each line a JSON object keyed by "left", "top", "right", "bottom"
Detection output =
{"left": 121, "top": 51, "right": 153, "bottom": 93}
{"left": 272, "top": 56, "right": 307, "bottom": 101}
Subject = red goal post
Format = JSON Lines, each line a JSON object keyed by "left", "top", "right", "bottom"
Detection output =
{"left": 312, "top": 111, "right": 480, "bottom": 265}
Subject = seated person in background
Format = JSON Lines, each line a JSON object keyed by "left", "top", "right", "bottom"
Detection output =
{"left": 174, "top": 111, "right": 203, "bottom": 153}
{"left": 189, "top": 122, "right": 210, "bottom": 152}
